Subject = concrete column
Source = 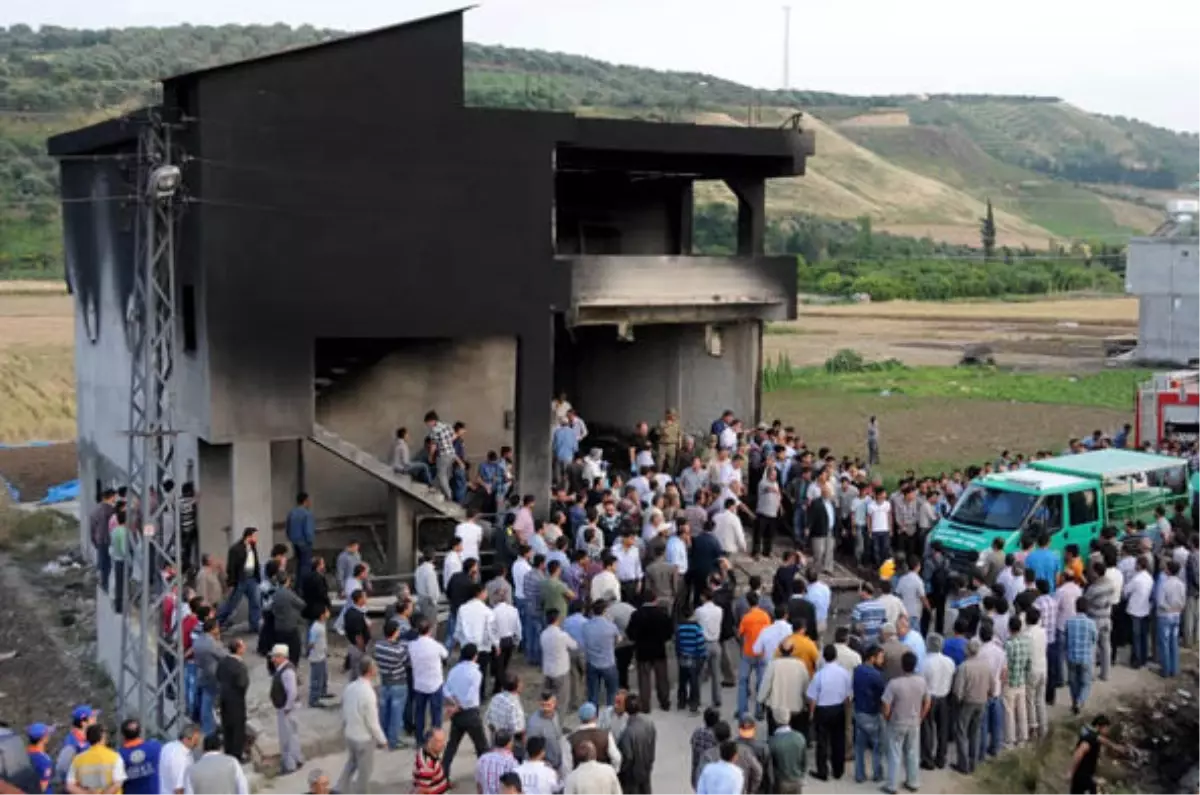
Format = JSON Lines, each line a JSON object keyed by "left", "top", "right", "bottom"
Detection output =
{"left": 386, "top": 487, "right": 417, "bottom": 574}
{"left": 515, "top": 318, "right": 554, "bottom": 517}
{"left": 727, "top": 178, "right": 765, "bottom": 256}
{"left": 197, "top": 441, "right": 231, "bottom": 563}
{"left": 231, "top": 440, "right": 273, "bottom": 554}
{"left": 677, "top": 181, "right": 695, "bottom": 255}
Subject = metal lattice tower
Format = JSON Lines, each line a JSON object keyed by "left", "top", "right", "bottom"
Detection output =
{"left": 118, "top": 110, "right": 185, "bottom": 737}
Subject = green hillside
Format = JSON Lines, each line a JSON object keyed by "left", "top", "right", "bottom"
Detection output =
{"left": 0, "top": 23, "right": 1195, "bottom": 277}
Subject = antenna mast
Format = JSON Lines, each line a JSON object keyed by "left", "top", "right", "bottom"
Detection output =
{"left": 782, "top": 5, "right": 791, "bottom": 89}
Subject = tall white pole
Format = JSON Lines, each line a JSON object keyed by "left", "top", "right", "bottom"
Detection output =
{"left": 782, "top": 5, "right": 791, "bottom": 89}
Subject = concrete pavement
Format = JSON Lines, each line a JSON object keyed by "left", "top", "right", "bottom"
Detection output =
{"left": 262, "top": 662, "right": 1161, "bottom": 794}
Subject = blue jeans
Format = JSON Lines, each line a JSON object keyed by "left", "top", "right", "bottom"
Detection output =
{"left": 309, "top": 660, "right": 328, "bottom": 707}
{"left": 1157, "top": 613, "right": 1181, "bottom": 677}
{"left": 413, "top": 688, "right": 444, "bottom": 746}
{"left": 1067, "top": 661, "right": 1093, "bottom": 708}
{"left": 736, "top": 656, "right": 765, "bottom": 719}
{"left": 379, "top": 683, "right": 410, "bottom": 748}
{"left": 452, "top": 467, "right": 467, "bottom": 504}
{"left": 854, "top": 711, "right": 884, "bottom": 782}
{"left": 293, "top": 545, "right": 312, "bottom": 577}
{"left": 872, "top": 533, "right": 890, "bottom": 567}
{"left": 199, "top": 684, "right": 218, "bottom": 737}
{"left": 399, "top": 461, "right": 433, "bottom": 485}
{"left": 528, "top": 615, "right": 545, "bottom": 666}
{"left": 587, "top": 664, "right": 619, "bottom": 707}
{"left": 444, "top": 613, "right": 458, "bottom": 652}
{"left": 184, "top": 662, "right": 198, "bottom": 722}
{"left": 515, "top": 598, "right": 529, "bottom": 654}
{"left": 978, "top": 696, "right": 1005, "bottom": 757}
{"left": 887, "top": 722, "right": 920, "bottom": 792}
{"left": 217, "top": 578, "right": 261, "bottom": 632}
{"left": 1130, "top": 614, "right": 1150, "bottom": 668}
{"left": 793, "top": 504, "right": 807, "bottom": 546}
{"left": 677, "top": 657, "right": 705, "bottom": 711}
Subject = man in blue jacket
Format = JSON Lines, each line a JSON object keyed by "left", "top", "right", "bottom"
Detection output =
{"left": 285, "top": 492, "right": 316, "bottom": 576}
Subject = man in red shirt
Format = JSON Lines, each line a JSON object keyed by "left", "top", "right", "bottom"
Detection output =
{"left": 413, "top": 728, "right": 449, "bottom": 794}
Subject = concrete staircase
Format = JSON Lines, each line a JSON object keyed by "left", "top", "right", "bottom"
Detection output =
{"left": 307, "top": 423, "right": 464, "bottom": 521}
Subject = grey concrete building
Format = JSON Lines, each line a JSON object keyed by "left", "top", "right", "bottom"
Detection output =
{"left": 1126, "top": 201, "right": 1199, "bottom": 366}
{"left": 48, "top": 8, "right": 814, "bottom": 579}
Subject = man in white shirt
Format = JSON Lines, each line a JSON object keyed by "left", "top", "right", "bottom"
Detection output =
{"left": 159, "top": 724, "right": 202, "bottom": 794}
{"left": 409, "top": 619, "right": 450, "bottom": 744}
{"left": 515, "top": 736, "right": 560, "bottom": 795}
{"left": 1123, "top": 556, "right": 1154, "bottom": 668}
{"left": 611, "top": 535, "right": 644, "bottom": 600}
{"left": 718, "top": 421, "right": 738, "bottom": 453}
{"left": 443, "top": 538, "right": 464, "bottom": 590}
{"left": 455, "top": 510, "right": 484, "bottom": 563}
{"left": 590, "top": 553, "right": 622, "bottom": 604}
{"left": 695, "top": 590, "right": 726, "bottom": 708}
{"left": 414, "top": 548, "right": 442, "bottom": 624}
{"left": 456, "top": 582, "right": 499, "bottom": 700}
{"left": 337, "top": 657, "right": 388, "bottom": 795}
{"left": 867, "top": 491, "right": 893, "bottom": 566}
{"left": 1022, "top": 607, "right": 1050, "bottom": 741}
{"left": 491, "top": 597, "right": 522, "bottom": 691}
{"left": 877, "top": 580, "right": 908, "bottom": 627}
{"left": 712, "top": 498, "right": 747, "bottom": 556}
{"left": 540, "top": 609, "right": 579, "bottom": 718}
{"left": 805, "top": 644, "right": 853, "bottom": 780}
{"left": 920, "top": 633, "right": 956, "bottom": 769}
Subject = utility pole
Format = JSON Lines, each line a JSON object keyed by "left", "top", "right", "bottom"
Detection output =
{"left": 118, "top": 108, "right": 184, "bottom": 738}
{"left": 782, "top": 5, "right": 791, "bottom": 90}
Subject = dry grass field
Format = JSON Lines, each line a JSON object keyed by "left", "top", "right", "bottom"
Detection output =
{"left": 0, "top": 291, "right": 75, "bottom": 443}
{"left": 0, "top": 290, "right": 1141, "bottom": 481}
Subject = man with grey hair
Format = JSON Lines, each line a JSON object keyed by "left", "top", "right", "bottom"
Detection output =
{"left": 950, "top": 638, "right": 994, "bottom": 774}
{"left": 183, "top": 732, "right": 248, "bottom": 794}
{"left": 920, "top": 633, "right": 955, "bottom": 770}
{"left": 338, "top": 656, "right": 388, "bottom": 794}
{"left": 879, "top": 623, "right": 908, "bottom": 682}
{"left": 307, "top": 768, "right": 332, "bottom": 794}
{"left": 158, "top": 723, "right": 202, "bottom": 794}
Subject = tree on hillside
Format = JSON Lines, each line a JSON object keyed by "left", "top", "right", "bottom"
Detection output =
{"left": 980, "top": 199, "right": 996, "bottom": 260}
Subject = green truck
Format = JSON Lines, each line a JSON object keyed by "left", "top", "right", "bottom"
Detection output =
{"left": 929, "top": 449, "right": 1192, "bottom": 575}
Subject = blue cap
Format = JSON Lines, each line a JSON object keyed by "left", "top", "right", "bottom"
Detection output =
{"left": 578, "top": 702, "right": 597, "bottom": 721}
{"left": 27, "top": 723, "right": 53, "bottom": 742}
{"left": 71, "top": 705, "right": 96, "bottom": 723}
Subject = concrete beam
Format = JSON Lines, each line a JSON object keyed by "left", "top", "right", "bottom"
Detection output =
{"left": 386, "top": 487, "right": 417, "bottom": 574}
{"left": 232, "top": 440, "right": 273, "bottom": 554}
{"left": 726, "top": 177, "right": 765, "bottom": 256}
{"left": 515, "top": 319, "right": 553, "bottom": 515}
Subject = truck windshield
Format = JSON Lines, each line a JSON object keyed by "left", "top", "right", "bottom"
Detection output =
{"left": 949, "top": 484, "right": 1037, "bottom": 531}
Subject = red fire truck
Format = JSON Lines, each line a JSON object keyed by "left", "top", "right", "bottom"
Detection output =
{"left": 1135, "top": 370, "right": 1200, "bottom": 447}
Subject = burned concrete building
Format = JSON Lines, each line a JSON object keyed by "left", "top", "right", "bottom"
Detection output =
{"left": 49, "top": 8, "right": 814, "bottom": 581}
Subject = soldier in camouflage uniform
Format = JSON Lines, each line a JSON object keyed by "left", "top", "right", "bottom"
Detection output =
{"left": 657, "top": 408, "right": 683, "bottom": 476}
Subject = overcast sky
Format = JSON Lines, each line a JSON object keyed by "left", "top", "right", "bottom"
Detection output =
{"left": 3, "top": 0, "right": 1198, "bottom": 132}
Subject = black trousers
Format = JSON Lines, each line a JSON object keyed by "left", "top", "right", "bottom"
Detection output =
{"left": 814, "top": 704, "right": 846, "bottom": 779}
{"left": 636, "top": 658, "right": 670, "bottom": 712}
{"left": 921, "top": 598, "right": 946, "bottom": 637}
{"left": 921, "top": 695, "right": 950, "bottom": 768}
{"left": 443, "top": 707, "right": 489, "bottom": 777}
{"left": 476, "top": 651, "right": 493, "bottom": 701}
{"left": 616, "top": 645, "right": 635, "bottom": 690}
{"left": 220, "top": 699, "right": 247, "bottom": 761}
{"left": 753, "top": 514, "right": 779, "bottom": 557}
{"left": 493, "top": 639, "right": 515, "bottom": 693}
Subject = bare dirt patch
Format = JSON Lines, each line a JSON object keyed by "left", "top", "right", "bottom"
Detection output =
{"left": 0, "top": 442, "right": 78, "bottom": 501}
{"left": 837, "top": 110, "right": 911, "bottom": 127}
{"left": 761, "top": 391, "right": 1127, "bottom": 473}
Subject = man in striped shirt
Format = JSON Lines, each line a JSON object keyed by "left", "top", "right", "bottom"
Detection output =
{"left": 476, "top": 731, "right": 520, "bottom": 795}
{"left": 375, "top": 619, "right": 412, "bottom": 749}
{"left": 425, "top": 410, "right": 458, "bottom": 501}
{"left": 413, "top": 728, "right": 449, "bottom": 794}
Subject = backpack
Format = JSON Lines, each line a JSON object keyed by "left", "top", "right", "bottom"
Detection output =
{"left": 270, "top": 666, "right": 288, "bottom": 709}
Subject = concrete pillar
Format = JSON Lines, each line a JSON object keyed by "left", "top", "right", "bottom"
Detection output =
{"left": 515, "top": 318, "right": 554, "bottom": 517}
{"left": 386, "top": 487, "right": 417, "bottom": 574}
{"left": 197, "top": 441, "right": 231, "bottom": 562}
{"left": 677, "top": 181, "right": 695, "bottom": 255}
{"left": 231, "top": 440, "right": 273, "bottom": 554}
{"left": 727, "top": 178, "right": 765, "bottom": 256}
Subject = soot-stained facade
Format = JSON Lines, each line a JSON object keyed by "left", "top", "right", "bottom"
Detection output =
{"left": 49, "top": 8, "right": 814, "bottom": 569}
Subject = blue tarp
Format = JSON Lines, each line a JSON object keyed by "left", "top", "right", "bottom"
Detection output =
{"left": 39, "top": 479, "right": 80, "bottom": 505}
{"left": 1, "top": 476, "right": 17, "bottom": 503}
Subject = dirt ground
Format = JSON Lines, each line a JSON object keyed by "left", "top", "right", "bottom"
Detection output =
{"left": 762, "top": 392, "right": 1128, "bottom": 474}
{"left": 765, "top": 297, "right": 1138, "bottom": 370}
{"left": 0, "top": 443, "right": 78, "bottom": 502}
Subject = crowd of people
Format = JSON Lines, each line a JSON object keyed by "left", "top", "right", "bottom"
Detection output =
{"left": 23, "top": 403, "right": 1199, "bottom": 795}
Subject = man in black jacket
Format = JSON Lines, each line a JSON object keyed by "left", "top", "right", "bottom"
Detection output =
{"left": 626, "top": 593, "right": 674, "bottom": 713}
{"left": 807, "top": 483, "right": 837, "bottom": 575}
{"left": 772, "top": 550, "right": 800, "bottom": 606}
{"left": 689, "top": 528, "right": 724, "bottom": 606}
{"left": 218, "top": 527, "right": 262, "bottom": 632}
{"left": 300, "top": 556, "right": 333, "bottom": 623}
{"left": 217, "top": 638, "right": 250, "bottom": 761}
{"left": 787, "top": 577, "right": 820, "bottom": 645}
